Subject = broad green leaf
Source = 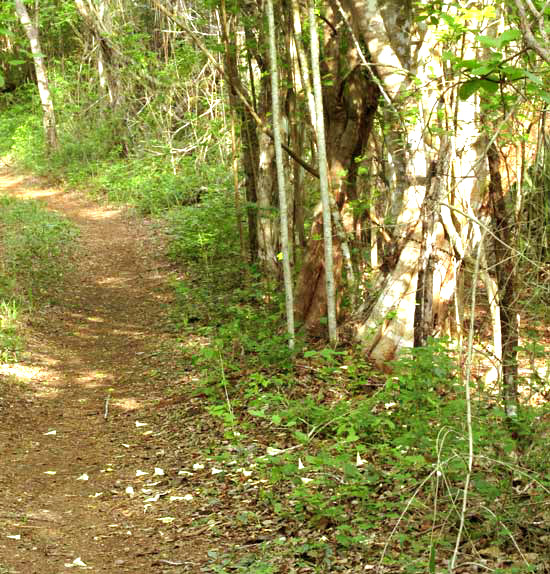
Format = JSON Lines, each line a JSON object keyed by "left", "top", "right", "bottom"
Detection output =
{"left": 497, "top": 29, "right": 521, "bottom": 46}
{"left": 524, "top": 70, "right": 543, "bottom": 85}
{"left": 479, "top": 79, "right": 499, "bottom": 94}
{"left": 471, "top": 64, "right": 496, "bottom": 76}
{"left": 477, "top": 35, "right": 500, "bottom": 49}
{"left": 502, "top": 65, "right": 527, "bottom": 81}
{"left": 459, "top": 79, "right": 483, "bottom": 100}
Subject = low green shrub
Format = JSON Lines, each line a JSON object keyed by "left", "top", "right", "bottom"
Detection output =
{"left": 0, "top": 194, "right": 78, "bottom": 361}
{"left": 0, "top": 194, "right": 78, "bottom": 300}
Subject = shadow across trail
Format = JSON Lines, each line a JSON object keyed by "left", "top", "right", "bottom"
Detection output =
{"left": 0, "top": 171, "right": 210, "bottom": 573}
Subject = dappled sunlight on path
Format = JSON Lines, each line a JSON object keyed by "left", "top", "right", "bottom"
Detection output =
{"left": 0, "top": 170, "right": 211, "bottom": 573}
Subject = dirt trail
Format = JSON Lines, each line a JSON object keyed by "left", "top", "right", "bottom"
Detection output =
{"left": 0, "top": 171, "right": 212, "bottom": 573}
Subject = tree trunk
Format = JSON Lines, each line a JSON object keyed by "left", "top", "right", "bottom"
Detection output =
{"left": 266, "top": 0, "right": 295, "bottom": 347}
{"left": 347, "top": 0, "right": 485, "bottom": 368}
{"left": 487, "top": 143, "right": 519, "bottom": 417}
{"left": 220, "top": 2, "right": 258, "bottom": 260}
{"left": 294, "top": 0, "right": 378, "bottom": 332}
{"left": 308, "top": 0, "right": 337, "bottom": 344}
{"left": 14, "top": 0, "right": 58, "bottom": 153}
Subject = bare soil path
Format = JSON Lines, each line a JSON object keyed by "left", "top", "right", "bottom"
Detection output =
{"left": 0, "top": 171, "right": 218, "bottom": 573}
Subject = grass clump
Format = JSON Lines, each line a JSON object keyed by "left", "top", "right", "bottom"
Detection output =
{"left": 0, "top": 194, "right": 78, "bottom": 360}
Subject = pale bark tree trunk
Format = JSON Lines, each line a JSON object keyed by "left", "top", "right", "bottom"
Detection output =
{"left": 14, "top": 0, "right": 58, "bottom": 152}
{"left": 253, "top": 27, "right": 279, "bottom": 277}
{"left": 266, "top": 0, "right": 295, "bottom": 348}
{"left": 290, "top": 0, "right": 316, "bottom": 141}
{"left": 414, "top": 138, "right": 450, "bottom": 347}
{"left": 480, "top": 246, "right": 502, "bottom": 384}
{"left": 348, "top": 0, "right": 436, "bottom": 365}
{"left": 487, "top": 143, "right": 519, "bottom": 417}
{"left": 347, "top": 0, "right": 485, "bottom": 367}
{"left": 308, "top": 0, "right": 337, "bottom": 344}
{"left": 256, "top": 124, "right": 279, "bottom": 277}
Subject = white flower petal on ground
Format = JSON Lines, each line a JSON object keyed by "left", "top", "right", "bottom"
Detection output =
{"left": 64, "top": 557, "right": 88, "bottom": 568}
{"left": 157, "top": 516, "right": 175, "bottom": 524}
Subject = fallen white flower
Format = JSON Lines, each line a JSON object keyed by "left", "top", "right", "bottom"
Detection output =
{"left": 64, "top": 557, "right": 87, "bottom": 568}
{"left": 157, "top": 517, "right": 175, "bottom": 524}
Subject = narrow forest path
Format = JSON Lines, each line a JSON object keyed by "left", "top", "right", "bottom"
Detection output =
{"left": 0, "top": 171, "right": 221, "bottom": 573}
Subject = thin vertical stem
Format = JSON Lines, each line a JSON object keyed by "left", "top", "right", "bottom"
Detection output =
{"left": 449, "top": 233, "right": 481, "bottom": 572}
{"left": 308, "top": 0, "right": 337, "bottom": 345}
{"left": 266, "top": 0, "right": 295, "bottom": 348}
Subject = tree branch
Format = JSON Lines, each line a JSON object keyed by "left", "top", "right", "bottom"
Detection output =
{"left": 513, "top": 0, "right": 550, "bottom": 64}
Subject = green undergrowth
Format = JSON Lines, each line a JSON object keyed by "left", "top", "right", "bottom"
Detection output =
{"left": 167, "top": 257, "right": 550, "bottom": 572}
{"left": 0, "top": 194, "right": 78, "bottom": 361}
{"left": 1, "top": 85, "right": 232, "bottom": 217}
{"left": 0, "top": 89, "right": 42, "bottom": 166}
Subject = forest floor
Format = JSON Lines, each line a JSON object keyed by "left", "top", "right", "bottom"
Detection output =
{"left": 1, "top": 169, "right": 549, "bottom": 574}
{"left": 0, "top": 169, "right": 239, "bottom": 573}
